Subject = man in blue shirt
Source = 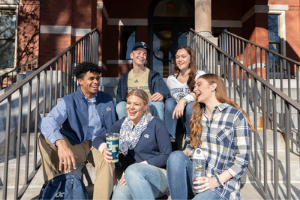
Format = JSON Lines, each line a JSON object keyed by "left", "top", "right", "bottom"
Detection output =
{"left": 39, "top": 62, "right": 117, "bottom": 199}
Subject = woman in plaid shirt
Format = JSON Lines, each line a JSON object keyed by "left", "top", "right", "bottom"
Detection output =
{"left": 167, "top": 74, "right": 255, "bottom": 200}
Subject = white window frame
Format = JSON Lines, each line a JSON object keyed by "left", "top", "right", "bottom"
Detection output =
{"left": 268, "top": 6, "right": 287, "bottom": 57}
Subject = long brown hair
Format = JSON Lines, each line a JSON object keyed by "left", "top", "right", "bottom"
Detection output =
{"left": 189, "top": 74, "right": 255, "bottom": 148}
{"left": 173, "top": 46, "right": 197, "bottom": 91}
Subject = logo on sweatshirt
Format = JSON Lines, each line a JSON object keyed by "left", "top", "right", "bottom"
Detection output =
{"left": 106, "top": 107, "right": 111, "bottom": 111}
{"left": 134, "top": 79, "right": 139, "bottom": 83}
{"left": 144, "top": 134, "right": 149, "bottom": 138}
{"left": 55, "top": 191, "right": 65, "bottom": 198}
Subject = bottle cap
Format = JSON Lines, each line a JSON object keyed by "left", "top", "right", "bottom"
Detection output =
{"left": 193, "top": 148, "right": 205, "bottom": 160}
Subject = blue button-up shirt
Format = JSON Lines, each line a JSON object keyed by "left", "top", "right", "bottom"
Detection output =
{"left": 39, "top": 94, "right": 101, "bottom": 146}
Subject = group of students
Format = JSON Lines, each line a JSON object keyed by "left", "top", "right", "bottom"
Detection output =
{"left": 38, "top": 42, "right": 254, "bottom": 200}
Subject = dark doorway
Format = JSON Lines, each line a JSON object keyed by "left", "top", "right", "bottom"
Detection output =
{"left": 148, "top": 0, "right": 194, "bottom": 77}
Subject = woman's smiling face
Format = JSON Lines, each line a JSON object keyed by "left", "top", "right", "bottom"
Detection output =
{"left": 126, "top": 95, "right": 148, "bottom": 125}
{"left": 194, "top": 78, "right": 214, "bottom": 104}
{"left": 175, "top": 49, "right": 191, "bottom": 72}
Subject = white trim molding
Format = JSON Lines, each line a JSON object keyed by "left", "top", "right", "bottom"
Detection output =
{"left": 107, "top": 60, "right": 133, "bottom": 64}
{"left": 96, "top": 2, "right": 147, "bottom": 26}
{"left": 106, "top": 60, "right": 148, "bottom": 65}
{"left": 242, "top": 4, "right": 289, "bottom": 23}
{"left": 269, "top": 10, "right": 287, "bottom": 57}
{"left": 97, "top": 2, "right": 109, "bottom": 21}
{"left": 108, "top": 18, "right": 148, "bottom": 26}
{"left": 0, "top": 0, "right": 20, "bottom": 4}
{"left": 99, "top": 61, "right": 107, "bottom": 71}
{"left": 40, "top": 25, "right": 91, "bottom": 36}
{"left": 212, "top": 20, "right": 242, "bottom": 27}
{"left": 268, "top": 4, "right": 289, "bottom": 11}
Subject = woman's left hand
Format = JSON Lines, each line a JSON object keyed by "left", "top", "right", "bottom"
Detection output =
{"left": 193, "top": 176, "right": 220, "bottom": 193}
{"left": 150, "top": 92, "right": 163, "bottom": 102}
{"left": 119, "top": 173, "right": 126, "bottom": 186}
{"left": 172, "top": 99, "right": 187, "bottom": 119}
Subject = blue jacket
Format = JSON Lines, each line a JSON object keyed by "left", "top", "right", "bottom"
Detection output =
{"left": 92, "top": 117, "right": 172, "bottom": 168}
{"left": 60, "top": 87, "right": 117, "bottom": 145}
{"left": 116, "top": 69, "right": 170, "bottom": 103}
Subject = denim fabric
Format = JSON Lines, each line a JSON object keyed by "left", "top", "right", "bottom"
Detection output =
{"left": 167, "top": 151, "right": 222, "bottom": 200}
{"left": 116, "top": 100, "right": 165, "bottom": 121}
{"left": 164, "top": 98, "right": 193, "bottom": 140}
{"left": 112, "top": 163, "right": 168, "bottom": 200}
{"left": 148, "top": 100, "right": 164, "bottom": 121}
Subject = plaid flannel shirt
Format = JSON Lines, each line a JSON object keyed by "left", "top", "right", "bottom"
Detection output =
{"left": 187, "top": 103, "right": 251, "bottom": 200}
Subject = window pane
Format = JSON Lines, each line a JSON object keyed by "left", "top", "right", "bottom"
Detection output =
{"left": 153, "top": 25, "right": 172, "bottom": 77}
{"left": 0, "top": 10, "right": 16, "bottom": 38}
{"left": 120, "top": 26, "right": 136, "bottom": 60}
{"left": 269, "top": 43, "right": 280, "bottom": 64}
{"left": 268, "top": 15, "right": 279, "bottom": 43}
{"left": 0, "top": 9, "right": 16, "bottom": 69}
{"left": 0, "top": 40, "right": 15, "bottom": 69}
{"left": 177, "top": 26, "right": 190, "bottom": 47}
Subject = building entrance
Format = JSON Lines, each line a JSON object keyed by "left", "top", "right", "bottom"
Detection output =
{"left": 148, "top": 0, "right": 194, "bottom": 77}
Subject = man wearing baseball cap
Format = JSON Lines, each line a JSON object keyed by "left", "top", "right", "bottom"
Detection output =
{"left": 115, "top": 42, "right": 170, "bottom": 121}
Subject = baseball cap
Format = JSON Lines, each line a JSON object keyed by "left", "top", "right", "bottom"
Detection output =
{"left": 132, "top": 42, "right": 151, "bottom": 53}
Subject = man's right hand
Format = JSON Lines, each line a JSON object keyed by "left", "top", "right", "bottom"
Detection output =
{"left": 55, "top": 139, "right": 78, "bottom": 173}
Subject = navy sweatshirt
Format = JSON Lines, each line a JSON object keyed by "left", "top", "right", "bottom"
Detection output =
{"left": 92, "top": 117, "right": 172, "bottom": 168}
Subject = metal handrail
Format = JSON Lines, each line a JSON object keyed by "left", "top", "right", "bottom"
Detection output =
{"left": 222, "top": 30, "right": 300, "bottom": 65}
{"left": 0, "top": 28, "right": 99, "bottom": 199}
{"left": 0, "top": 57, "right": 39, "bottom": 90}
{"left": 219, "top": 30, "right": 300, "bottom": 104}
{"left": 188, "top": 29, "right": 300, "bottom": 200}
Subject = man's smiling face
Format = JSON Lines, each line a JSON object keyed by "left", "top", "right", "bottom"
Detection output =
{"left": 78, "top": 71, "right": 100, "bottom": 99}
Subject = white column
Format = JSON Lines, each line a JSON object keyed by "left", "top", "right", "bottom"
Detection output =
{"left": 194, "top": 0, "right": 217, "bottom": 44}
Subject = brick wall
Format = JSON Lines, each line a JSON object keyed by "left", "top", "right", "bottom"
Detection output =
{"left": 17, "top": 0, "right": 40, "bottom": 66}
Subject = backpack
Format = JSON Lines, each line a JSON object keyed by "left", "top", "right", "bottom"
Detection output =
{"left": 37, "top": 173, "right": 89, "bottom": 200}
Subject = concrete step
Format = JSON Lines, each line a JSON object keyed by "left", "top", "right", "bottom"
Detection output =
{"left": 240, "top": 176, "right": 300, "bottom": 200}
{"left": 247, "top": 151, "right": 300, "bottom": 182}
{"left": 0, "top": 152, "right": 42, "bottom": 188}
{"left": 251, "top": 129, "right": 286, "bottom": 152}
{"left": 1, "top": 150, "right": 299, "bottom": 200}
{"left": 20, "top": 132, "right": 40, "bottom": 154}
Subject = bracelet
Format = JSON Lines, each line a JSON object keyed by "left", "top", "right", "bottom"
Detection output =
{"left": 213, "top": 177, "right": 220, "bottom": 187}
{"left": 215, "top": 174, "right": 225, "bottom": 187}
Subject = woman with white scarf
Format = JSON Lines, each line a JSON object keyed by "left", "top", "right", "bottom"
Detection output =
{"left": 93, "top": 89, "right": 172, "bottom": 199}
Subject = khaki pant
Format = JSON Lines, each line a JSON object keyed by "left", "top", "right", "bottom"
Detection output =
{"left": 39, "top": 134, "right": 114, "bottom": 200}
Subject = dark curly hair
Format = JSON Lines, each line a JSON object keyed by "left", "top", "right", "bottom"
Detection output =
{"left": 73, "top": 62, "right": 102, "bottom": 79}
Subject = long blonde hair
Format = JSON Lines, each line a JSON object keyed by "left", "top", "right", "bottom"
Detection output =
{"left": 189, "top": 74, "right": 255, "bottom": 148}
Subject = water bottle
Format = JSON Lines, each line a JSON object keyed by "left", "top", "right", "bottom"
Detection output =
{"left": 192, "top": 148, "right": 206, "bottom": 193}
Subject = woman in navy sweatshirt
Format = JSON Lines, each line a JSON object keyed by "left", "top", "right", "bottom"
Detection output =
{"left": 93, "top": 89, "right": 172, "bottom": 199}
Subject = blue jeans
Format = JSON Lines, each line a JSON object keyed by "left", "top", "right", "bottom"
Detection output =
{"left": 116, "top": 100, "right": 165, "bottom": 121}
{"left": 167, "top": 151, "right": 222, "bottom": 200}
{"left": 112, "top": 163, "right": 168, "bottom": 200}
{"left": 165, "top": 98, "right": 193, "bottom": 140}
